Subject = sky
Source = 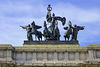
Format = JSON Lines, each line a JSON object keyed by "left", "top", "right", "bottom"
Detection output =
{"left": 0, "top": 0, "right": 100, "bottom": 46}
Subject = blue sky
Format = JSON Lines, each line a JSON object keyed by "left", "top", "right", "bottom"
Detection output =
{"left": 0, "top": 0, "right": 100, "bottom": 46}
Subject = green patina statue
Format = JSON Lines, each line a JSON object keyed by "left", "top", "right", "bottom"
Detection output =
{"left": 64, "top": 21, "right": 73, "bottom": 41}
{"left": 20, "top": 4, "right": 84, "bottom": 41}
{"left": 20, "top": 21, "right": 42, "bottom": 41}
{"left": 72, "top": 24, "right": 85, "bottom": 41}
{"left": 43, "top": 4, "right": 66, "bottom": 40}
{"left": 20, "top": 24, "right": 33, "bottom": 41}
{"left": 64, "top": 21, "right": 85, "bottom": 41}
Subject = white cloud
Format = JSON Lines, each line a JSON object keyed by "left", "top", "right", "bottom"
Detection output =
{"left": 53, "top": 3, "right": 100, "bottom": 24}
{"left": 0, "top": 1, "right": 100, "bottom": 46}
{"left": 0, "top": 1, "right": 46, "bottom": 18}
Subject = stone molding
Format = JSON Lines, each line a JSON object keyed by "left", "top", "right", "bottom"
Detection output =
{"left": 0, "top": 44, "right": 100, "bottom": 67}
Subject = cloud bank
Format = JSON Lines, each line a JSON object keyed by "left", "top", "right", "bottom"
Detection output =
{"left": 0, "top": 0, "right": 100, "bottom": 46}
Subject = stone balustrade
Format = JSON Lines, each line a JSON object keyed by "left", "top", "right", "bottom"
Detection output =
{"left": 0, "top": 44, "right": 100, "bottom": 67}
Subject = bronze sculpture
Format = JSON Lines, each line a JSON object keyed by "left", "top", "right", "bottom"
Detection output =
{"left": 31, "top": 21, "right": 42, "bottom": 41}
{"left": 64, "top": 21, "right": 84, "bottom": 41}
{"left": 21, "top": 4, "right": 84, "bottom": 42}
{"left": 21, "top": 21, "right": 42, "bottom": 41}
{"left": 64, "top": 21, "right": 73, "bottom": 41}
{"left": 20, "top": 24, "right": 33, "bottom": 41}
{"left": 43, "top": 21, "right": 51, "bottom": 40}
{"left": 44, "top": 4, "right": 66, "bottom": 40}
{"left": 71, "top": 24, "right": 84, "bottom": 41}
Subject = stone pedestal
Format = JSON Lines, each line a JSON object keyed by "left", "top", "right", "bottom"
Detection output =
{"left": 0, "top": 44, "right": 100, "bottom": 67}
{"left": 23, "top": 40, "right": 79, "bottom": 45}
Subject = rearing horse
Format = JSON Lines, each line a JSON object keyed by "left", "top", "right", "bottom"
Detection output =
{"left": 31, "top": 21, "right": 42, "bottom": 41}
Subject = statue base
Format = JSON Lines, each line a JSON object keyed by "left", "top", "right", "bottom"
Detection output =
{"left": 23, "top": 40, "right": 79, "bottom": 45}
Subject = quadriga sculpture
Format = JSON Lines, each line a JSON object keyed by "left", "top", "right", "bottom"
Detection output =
{"left": 43, "top": 4, "right": 66, "bottom": 40}
{"left": 21, "top": 4, "right": 84, "bottom": 41}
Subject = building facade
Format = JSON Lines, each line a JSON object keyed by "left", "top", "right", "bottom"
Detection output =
{"left": 0, "top": 44, "right": 100, "bottom": 67}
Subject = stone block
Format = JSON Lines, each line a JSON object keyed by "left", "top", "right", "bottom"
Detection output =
{"left": 24, "top": 40, "right": 79, "bottom": 45}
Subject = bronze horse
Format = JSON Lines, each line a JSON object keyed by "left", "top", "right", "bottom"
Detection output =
{"left": 31, "top": 21, "right": 42, "bottom": 41}
{"left": 43, "top": 16, "right": 66, "bottom": 40}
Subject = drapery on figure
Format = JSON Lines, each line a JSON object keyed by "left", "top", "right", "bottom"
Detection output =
{"left": 64, "top": 21, "right": 73, "bottom": 41}
{"left": 44, "top": 4, "right": 66, "bottom": 40}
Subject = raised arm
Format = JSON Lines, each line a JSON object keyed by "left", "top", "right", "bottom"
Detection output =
{"left": 64, "top": 27, "right": 68, "bottom": 30}
{"left": 77, "top": 26, "right": 85, "bottom": 31}
{"left": 20, "top": 26, "right": 27, "bottom": 29}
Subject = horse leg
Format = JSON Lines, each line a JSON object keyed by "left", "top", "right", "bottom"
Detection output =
{"left": 68, "top": 35, "right": 70, "bottom": 41}
{"left": 58, "top": 35, "right": 60, "bottom": 40}
{"left": 41, "top": 36, "right": 42, "bottom": 41}
{"left": 68, "top": 37, "right": 69, "bottom": 41}
{"left": 38, "top": 36, "right": 40, "bottom": 41}
{"left": 65, "top": 37, "right": 66, "bottom": 41}
{"left": 45, "top": 37, "right": 47, "bottom": 41}
{"left": 45, "top": 35, "right": 47, "bottom": 40}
